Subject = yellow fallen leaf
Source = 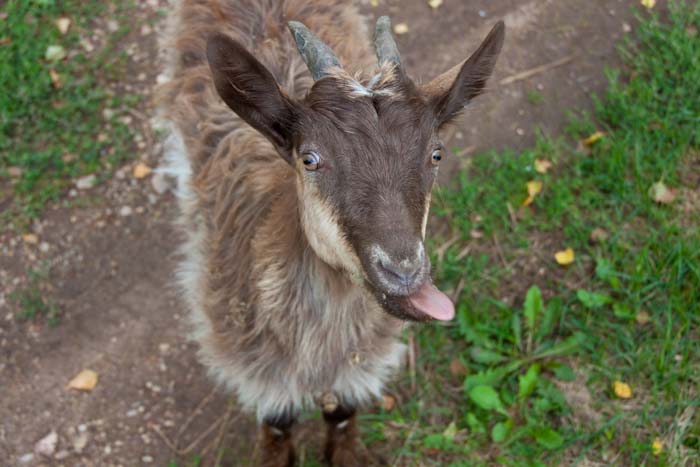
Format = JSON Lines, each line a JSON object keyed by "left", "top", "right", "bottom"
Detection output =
{"left": 583, "top": 131, "right": 605, "bottom": 147}
{"left": 554, "top": 248, "right": 575, "bottom": 265}
{"left": 67, "top": 369, "right": 99, "bottom": 391}
{"left": 590, "top": 227, "right": 609, "bottom": 243}
{"left": 522, "top": 180, "right": 543, "bottom": 206}
{"left": 382, "top": 394, "right": 396, "bottom": 411}
{"left": 393, "top": 23, "right": 409, "bottom": 35}
{"left": 428, "top": 0, "right": 443, "bottom": 9}
{"left": 369, "top": 0, "right": 379, "bottom": 6}
{"left": 534, "top": 159, "right": 552, "bottom": 174}
{"left": 613, "top": 380, "right": 632, "bottom": 399}
{"left": 133, "top": 162, "right": 152, "bottom": 179}
{"left": 652, "top": 437, "right": 663, "bottom": 455}
{"left": 527, "top": 180, "right": 543, "bottom": 196}
{"left": 649, "top": 181, "right": 676, "bottom": 204}
{"left": 49, "top": 69, "right": 62, "bottom": 89}
{"left": 22, "top": 233, "right": 39, "bottom": 244}
{"left": 641, "top": 0, "right": 656, "bottom": 9}
{"left": 56, "top": 17, "right": 71, "bottom": 35}
{"left": 635, "top": 310, "right": 650, "bottom": 325}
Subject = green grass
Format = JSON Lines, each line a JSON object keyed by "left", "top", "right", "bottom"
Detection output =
{"left": 368, "top": 3, "right": 700, "bottom": 466}
{"left": 0, "top": 0, "right": 142, "bottom": 227}
{"left": 10, "top": 265, "right": 60, "bottom": 326}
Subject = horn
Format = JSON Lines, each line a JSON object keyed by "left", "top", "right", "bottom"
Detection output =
{"left": 374, "top": 16, "right": 401, "bottom": 68}
{"left": 287, "top": 21, "right": 342, "bottom": 81}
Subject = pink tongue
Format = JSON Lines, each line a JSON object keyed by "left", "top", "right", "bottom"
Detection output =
{"left": 408, "top": 282, "right": 455, "bottom": 321}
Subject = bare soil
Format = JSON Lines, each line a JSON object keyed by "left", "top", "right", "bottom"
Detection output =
{"left": 0, "top": 0, "right": 644, "bottom": 465}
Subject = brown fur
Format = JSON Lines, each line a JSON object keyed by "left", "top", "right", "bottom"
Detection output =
{"left": 259, "top": 424, "right": 295, "bottom": 467}
{"left": 159, "top": 0, "right": 504, "bottom": 464}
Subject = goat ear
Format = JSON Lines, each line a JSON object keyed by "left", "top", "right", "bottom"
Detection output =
{"left": 422, "top": 21, "right": 505, "bottom": 127}
{"left": 207, "top": 33, "right": 298, "bottom": 161}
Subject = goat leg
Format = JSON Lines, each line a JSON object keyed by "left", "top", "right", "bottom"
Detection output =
{"left": 258, "top": 413, "right": 296, "bottom": 467}
{"left": 322, "top": 405, "right": 385, "bottom": 467}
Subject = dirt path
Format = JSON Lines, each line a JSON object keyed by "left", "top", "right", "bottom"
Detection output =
{"left": 0, "top": 0, "right": 641, "bottom": 465}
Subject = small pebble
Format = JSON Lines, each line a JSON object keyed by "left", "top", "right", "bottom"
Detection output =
{"left": 35, "top": 431, "right": 58, "bottom": 457}
{"left": 119, "top": 206, "right": 133, "bottom": 217}
{"left": 75, "top": 174, "right": 97, "bottom": 190}
{"left": 142, "top": 455, "right": 153, "bottom": 463}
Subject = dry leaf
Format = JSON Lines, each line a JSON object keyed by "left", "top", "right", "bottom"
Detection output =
{"left": 523, "top": 180, "right": 543, "bottom": 206}
{"left": 132, "top": 162, "right": 152, "bottom": 179}
{"left": 22, "top": 233, "right": 39, "bottom": 244}
{"left": 449, "top": 359, "right": 467, "bottom": 377}
{"left": 582, "top": 131, "right": 605, "bottom": 147}
{"left": 470, "top": 229, "right": 484, "bottom": 239}
{"left": 45, "top": 44, "right": 67, "bottom": 62}
{"left": 369, "top": 0, "right": 379, "bottom": 6}
{"left": 641, "top": 0, "right": 656, "bottom": 9}
{"left": 0, "top": 37, "right": 11, "bottom": 46}
{"left": 527, "top": 180, "right": 543, "bottom": 196}
{"left": 635, "top": 310, "right": 650, "bottom": 325}
{"left": 428, "top": 0, "right": 443, "bottom": 9}
{"left": 652, "top": 437, "right": 663, "bottom": 455}
{"left": 49, "top": 69, "right": 62, "bottom": 89}
{"left": 393, "top": 23, "right": 409, "bottom": 35}
{"left": 382, "top": 394, "right": 396, "bottom": 411}
{"left": 8, "top": 166, "right": 22, "bottom": 177}
{"left": 56, "top": 17, "right": 72, "bottom": 35}
{"left": 534, "top": 159, "right": 552, "bottom": 174}
{"left": 590, "top": 227, "right": 609, "bottom": 243}
{"left": 613, "top": 380, "right": 632, "bottom": 399}
{"left": 554, "top": 248, "right": 575, "bottom": 266}
{"left": 67, "top": 369, "right": 99, "bottom": 391}
{"left": 649, "top": 181, "right": 676, "bottom": 204}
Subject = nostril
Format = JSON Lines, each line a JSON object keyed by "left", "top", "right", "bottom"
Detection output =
{"left": 378, "top": 260, "right": 420, "bottom": 285}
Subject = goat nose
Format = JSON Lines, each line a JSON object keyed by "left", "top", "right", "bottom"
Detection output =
{"left": 378, "top": 258, "right": 421, "bottom": 285}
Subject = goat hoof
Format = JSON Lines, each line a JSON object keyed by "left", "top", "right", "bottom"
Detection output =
{"left": 325, "top": 436, "right": 385, "bottom": 467}
{"left": 259, "top": 445, "right": 295, "bottom": 467}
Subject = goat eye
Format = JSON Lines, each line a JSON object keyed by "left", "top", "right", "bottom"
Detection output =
{"left": 431, "top": 149, "right": 442, "bottom": 166}
{"left": 301, "top": 151, "right": 321, "bottom": 171}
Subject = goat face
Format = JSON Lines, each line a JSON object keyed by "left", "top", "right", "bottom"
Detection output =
{"left": 207, "top": 19, "right": 505, "bottom": 321}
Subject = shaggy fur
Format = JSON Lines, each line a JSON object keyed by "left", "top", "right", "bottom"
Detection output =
{"left": 158, "top": 1, "right": 504, "bottom": 464}
{"left": 158, "top": 0, "right": 406, "bottom": 421}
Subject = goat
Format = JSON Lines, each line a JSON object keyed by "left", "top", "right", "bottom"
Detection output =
{"left": 158, "top": 1, "right": 504, "bottom": 465}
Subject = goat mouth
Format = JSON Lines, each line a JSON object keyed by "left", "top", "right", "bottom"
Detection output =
{"left": 374, "top": 278, "right": 455, "bottom": 322}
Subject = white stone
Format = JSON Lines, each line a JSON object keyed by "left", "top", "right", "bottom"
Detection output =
{"left": 75, "top": 174, "right": 97, "bottom": 190}
{"left": 35, "top": 431, "right": 58, "bottom": 457}
{"left": 72, "top": 432, "right": 89, "bottom": 453}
